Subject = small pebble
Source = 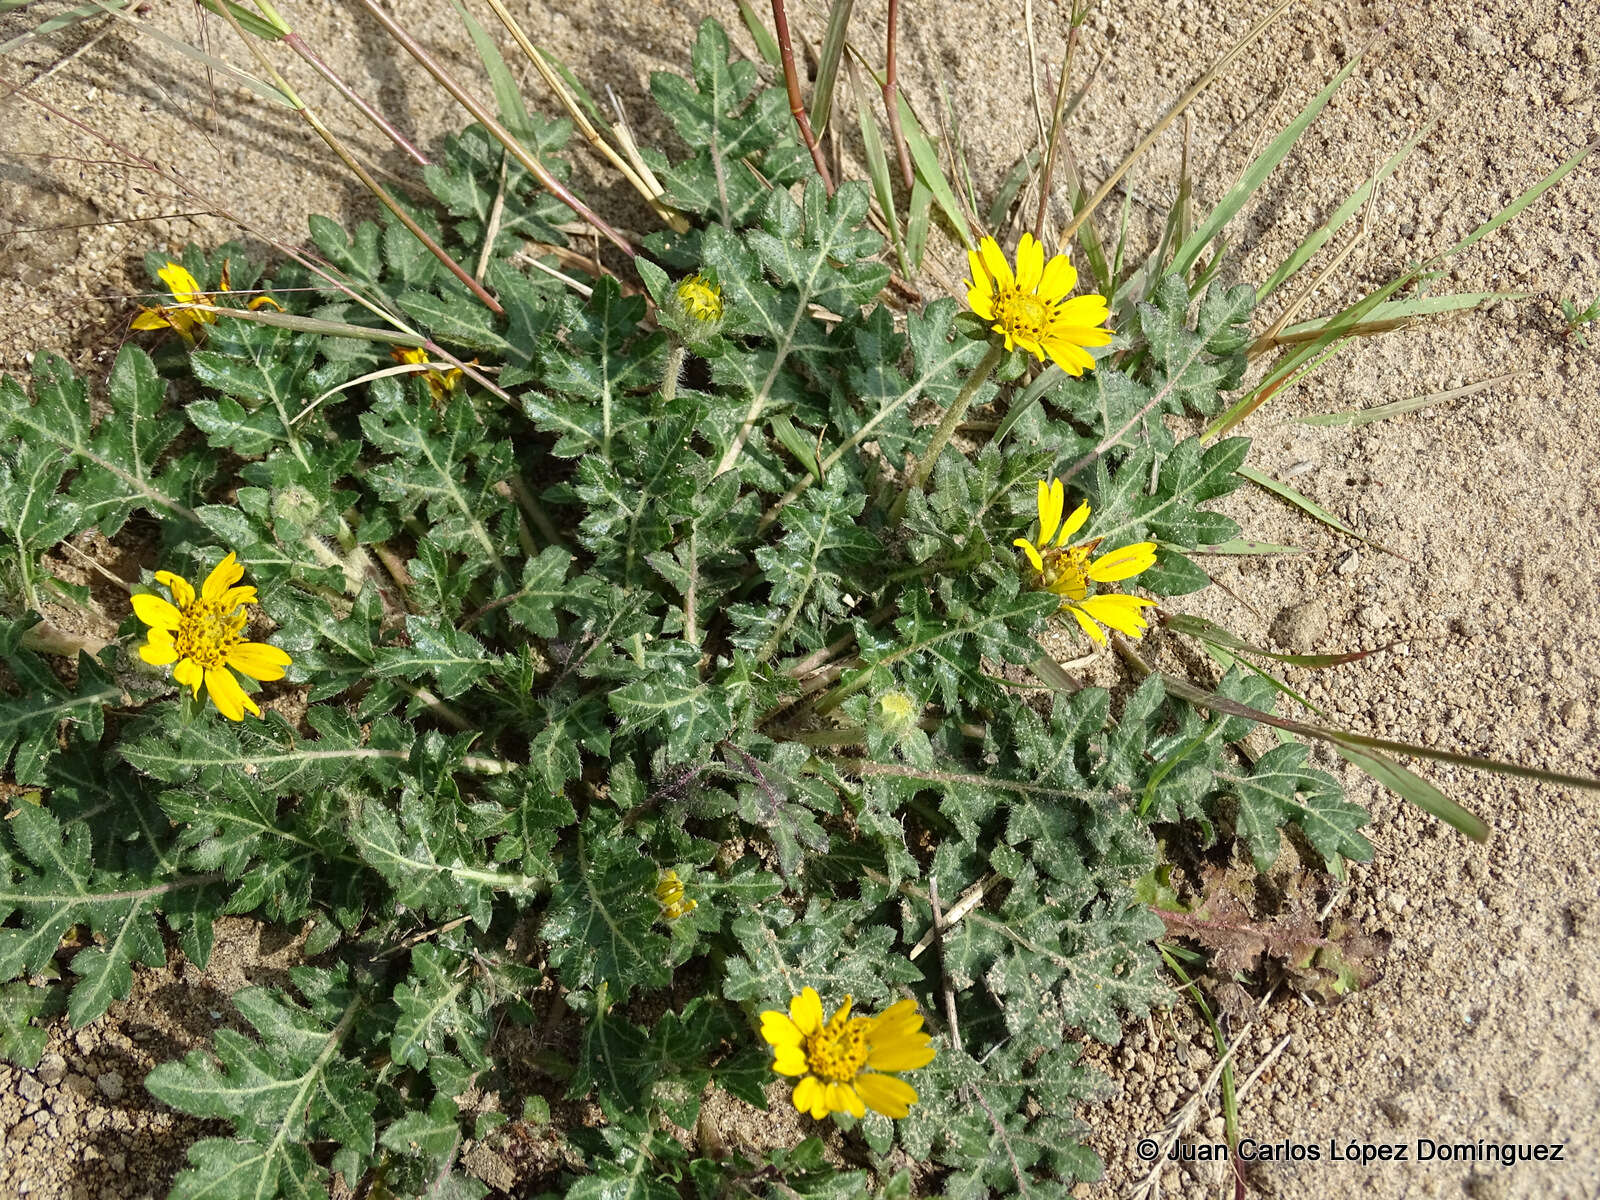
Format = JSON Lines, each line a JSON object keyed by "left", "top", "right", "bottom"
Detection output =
{"left": 96, "top": 1071, "right": 125, "bottom": 1102}
{"left": 35, "top": 1054, "right": 66, "bottom": 1086}
{"left": 1272, "top": 598, "right": 1330, "bottom": 652}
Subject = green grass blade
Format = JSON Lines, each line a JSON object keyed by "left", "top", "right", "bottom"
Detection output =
{"left": 896, "top": 91, "right": 974, "bottom": 250}
{"left": 197, "top": 0, "right": 283, "bottom": 40}
{"left": 905, "top": 178, "right": 934, "bottom": 269}
{"left": 850, "top": 64, "right": 907, "bottom": 275}
{"left": 1108, "top": 186, "right": 1134, "bottom": 303}
{"left": 987, "top": 150, "right": 1039, "bottom": 232}
{"left": 1434, "top": 136, "right": 1596, "bottom": 261}
{"left": 1272, "top": 290, "right": 1527, "bottom": 344}
{"left": 1163, "top": 612, "right": 1378, "bottom": 668}
{"left": 185, "top": 304, "right": 422, "bottom": 344}
{"left": 938, "top": 75, "right": 981, "bottom": 232}
{"left": 993, "top": 365, "right": 1065, "bottom": 446}
{"left": 450, "top": 0, "right": 534, "bottom": 136}
{"left": 1333, "top": 745, "right": 1488, "bottom": 842}
{"left": 83, "top": 1, "right": 290, "bottom": 103}
{"left": 1235, "top": 463, "right": 1408, "bottom": 559}
{"left": 808, "top": 0, "right": 855, "bottom": 136}
{"left": 770, "top": 414, "right": 824, "bottom": 479}
{"left": 1, "top": 0, "right": 131, "bottom": 53}
{"left": 735, "top": 0, "right": 782, "bottom": 68}
{"left": 1059, "top": 151, "right": 1112, "bottom": 293}
{"left": 1152, "top": 674, "right": 1577, "bottom": 840}
{"left": 1259, "top": 114, "right": 1439, "bottom": 302}
{"left": 1172, "top": 49, "right": 1366, "bottom": 283}
{"left": 1207, "top": 273, "right": 1411, "bottom": 436}
{"left": 1297, "top": 370, "right": 1521, "bottom": 427}
{"left": 1181, "top": 537, "right": 1303, "bottom": 556}
{"left": 538, "top": 47, "right": 613, "bottom": 135}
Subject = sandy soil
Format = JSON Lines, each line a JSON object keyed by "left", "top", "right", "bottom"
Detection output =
{"left": 1, "top": 0, "right": 1597, "bottom": 1197}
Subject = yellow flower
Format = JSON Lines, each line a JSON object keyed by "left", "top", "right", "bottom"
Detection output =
{"left": 760, "top": 987, "right": 935, "bottom": 1120}
{"left": 131, "top": 262, "right": 215, "bottom": 341}
{"left": 391, "top": 346, "right": 464, "bottom": 404}
{"left": 1015, "top": 478, "right": 1158, "bottom": 645}
{"left": 676, "top": 273, "right": 724, "bottom": 324}
{"left": 132, "top": 552, "right": 292, "bottom": 721}
{"left": 655, "top": 869, "right": 697, "bottom": 920}
{"left": 965, "top": 234, "right": 1111, "bottom": 375}
{"left": 131, "top": 260, "right": 281, "bottom": 342}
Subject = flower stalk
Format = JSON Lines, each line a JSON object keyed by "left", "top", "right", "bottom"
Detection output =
{"left": 889, "top": 342, "right": 1004, "bottom": 520}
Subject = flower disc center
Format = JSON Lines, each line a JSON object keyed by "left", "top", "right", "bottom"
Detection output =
{"left": 806, "top": 1013, "right": 872, "bottom": 1082}
{"left": 176, "top": 600, "right": 247, "bottom": 669}
{"left": 994, "top": 286, "right": 1051, "bottom": 343}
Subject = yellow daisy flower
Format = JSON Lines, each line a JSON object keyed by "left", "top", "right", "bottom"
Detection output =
{"left": 132, "top": 552, "right": 292, "bottom": 721}
{"left": 760, "top": 987, "right": 936, "bottom": 1120}
{"left": 391, "top": 346, "right": 463, "bottom": 403}
{"left": 1015, "top": 478, "right": 1158, "bottom": 645}
{"left": 675, "top": 273, "right": 724, "bottom": 324}
{"left": 130, "top": 260, "right": 281, "bottom": 342}
{"left": 965, "top": 233, "right": 1112, "bottom": 375}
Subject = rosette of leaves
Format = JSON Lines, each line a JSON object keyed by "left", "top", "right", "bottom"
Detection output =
{"left": 0, "top": 18, "right": 1368, "bottom": 1199}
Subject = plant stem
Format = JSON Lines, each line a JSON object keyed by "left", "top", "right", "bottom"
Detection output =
{"left": 882, "top": 0, "right": 914, "bottom": 188}
{"left": 771, "top": 0, "right": 835, "bottom": 193}
{"left": 1031, "top": 21, "right": 1081, "bottom": 242}
{"left": 890, "top": 342, "right": 1004, "bottom": 520}
{"left": 351, "top": 0, "right": 634, "bottom": 256}
{"left": 283, "top": 32, "right": 430, "bottom": 166}
{"left": 660, "top": 341, "right": 687, "bottom": 407}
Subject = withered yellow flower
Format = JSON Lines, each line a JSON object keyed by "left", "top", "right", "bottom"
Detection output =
{"left": 655, "top": 869, "right": 697, "bottom": 921}
{"left": 1015, "top": 478, "right": 1158, "bottom": 644}
{"left": 391, "top": 346, "right": 464, "bottom": 404}
{"left": 130, "top": 260, "right": 280, "bottom": 342}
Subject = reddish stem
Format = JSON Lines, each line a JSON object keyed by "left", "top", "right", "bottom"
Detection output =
{"left": 882, "top": 0, "right": 914, "bottom": 189}
{"left": 284, "top": 33, "right": 431, "bottom": 167}
{"left": 352, "top": 0, "right": 633, "bottom": 256}
{"left": 770, "top": 0, "right": 834, "bottom": 193}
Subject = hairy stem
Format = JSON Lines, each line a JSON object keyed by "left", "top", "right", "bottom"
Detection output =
{"left": 660, "top": 341, "right": 687, "bottom": 407}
